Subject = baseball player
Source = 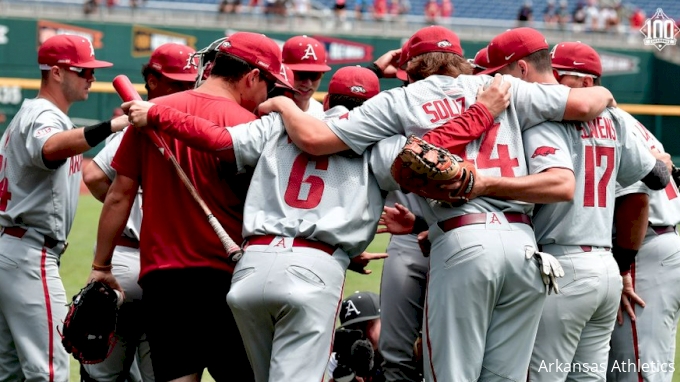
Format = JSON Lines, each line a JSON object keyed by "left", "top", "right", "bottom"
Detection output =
{"left": 549, "top": 41, "right": 680, "bottom": 381}
{"left": 328, "top": 291, "right": 384, "bottom": 382}
{"left": 282, "top": 35, "right": 331, "bottom": 116}
{"left": 377, "top": 192, "right": 429, "bottom": 382}
{"left": 479, "top": 30, "right": 665, "bottom": 380}
{"left": 89, "top": 32, "right": 292, "bottom": 382}
{"left": 253, "top": 25, "right": 625, "bottom": 382}
{"left": 0, "top": 34, "right": 123, "bottom": 381}
{"left": 81, "top": 42, "right": 198, "bottom": 382}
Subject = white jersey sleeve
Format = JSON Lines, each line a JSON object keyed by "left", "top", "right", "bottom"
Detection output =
{"left": 24, "top": 108, "right": 70, "bottom": 170}
{"left": 508, "top": 76, "right": 570, "bottom": 131}
{"left": 611, "top": 108, "right": 656, "bottom": 188}
{"left": 229, "top": 114, "right": 283, "bottom": 173}
{"left": 369, "top": 135, "right": 406, "bottom": 192}
{"left": 522, "top": 122, "right": 574, "bottom": 174}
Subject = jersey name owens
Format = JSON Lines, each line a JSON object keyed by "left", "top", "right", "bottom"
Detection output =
{"left": 579, "top": 116, "right": 617, "bottom": 141}
{"left": 421, "top": 96, "right": 465, "bottom": 124}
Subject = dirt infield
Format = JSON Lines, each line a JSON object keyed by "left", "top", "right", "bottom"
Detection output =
{"left": 80, "top": 158, "right": 92, "bottom": 195}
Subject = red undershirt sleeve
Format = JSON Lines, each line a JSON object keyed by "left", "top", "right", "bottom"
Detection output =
{"left": 422, "top": 103, "right": 495, "bottom": 156}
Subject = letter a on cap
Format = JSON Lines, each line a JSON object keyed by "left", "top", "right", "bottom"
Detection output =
{"left": 301, "top": 44, "right": 318, "bottom": 61}
{"left": 344, "top": 300, "right": 361, "bottom": 319}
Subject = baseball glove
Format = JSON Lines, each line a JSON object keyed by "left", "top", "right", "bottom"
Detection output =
{"left": 60, "top": 281, "right": 119, "bottom": 364}
{"left": 391, "top": 135, "right": 477, "bottom": 206}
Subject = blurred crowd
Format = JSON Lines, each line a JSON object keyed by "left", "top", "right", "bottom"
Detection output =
{"left": 517, "top": 0, "right": 675, "bottom": 37}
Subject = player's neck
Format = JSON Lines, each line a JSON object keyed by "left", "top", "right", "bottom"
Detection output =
{"left": 194, "top": 77, "right": 239, "bottom": 103}
{"left": 533, "top": 73, "right": 559, "bottom": 85}
{"left": 294, "top": 97, "right": 310, "bottom": 112}
{"left": 37, "top": 85, "right": 71, "bottom": 114}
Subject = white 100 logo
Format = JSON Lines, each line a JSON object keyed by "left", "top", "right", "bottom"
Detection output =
{"left": 642, "top": 18, "right": 676, "bottom": 40}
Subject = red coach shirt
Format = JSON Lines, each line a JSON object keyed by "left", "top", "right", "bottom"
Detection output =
{"left": 112, "top": 90, "right": 257, "bottom": 281}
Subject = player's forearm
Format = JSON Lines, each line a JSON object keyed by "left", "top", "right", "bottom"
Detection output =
{"left": 563, "top": 86, "right": 614, "bottom": 121}
{"left": 422, "top": 104, "right": 494, "bottom": 155}
{"left": 42, "top": 118, "right": 128, "bottom": 163}
{"left": 93, "top": 176, "right": 137, "bottom": 266}
{"left": 277, "top": 103, "right": 349, "bottom": 156}
{"left": 148, "top": 105, "right": 236, "bottom": 162}
{"left": 479, "top": 168, "right": 575, "bottom": 203}
{"left": 614, "top": 193, "right": 649, "bottom": 251}
{"left": 83, "top": 162, "right": 112, "bottom": 203}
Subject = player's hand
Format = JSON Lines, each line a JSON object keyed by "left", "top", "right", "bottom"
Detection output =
{"left": 439, "top": 172, "right": 487, "bottom": 200}
{"left": 87, "top": 269, "right": 125, "bottom": 302}
{"left": 373, "top": 48, "right": 402, "bottom": 78}
{"left": 618, "top": 272, "right": 645, "bottom": 325}
{"left": 257, "top": 96, "right": 297, "bottom": 116}
{"left": 651, "top": 149, "right": 673, "bottom": 174}
{"left": 476, "top": 74, "right": 511, "bottom": 118}
{"left": 348, "top": 251, "right": 388, "bottom": 275}
{"left": 417, "top": 230, "right": 430, "bottom": 257}
{"left": 121, "top": 100, "right": 155, "bottom": 128}
{"left": 377, "top": 203, "right": 415, "bottom": 235}
{"left": 110, "top": 114, "right": 130, "bottom": 133}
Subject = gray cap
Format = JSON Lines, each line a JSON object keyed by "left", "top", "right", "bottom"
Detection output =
{"left": 339, "top": 291, "right": 380, "bottom": 328}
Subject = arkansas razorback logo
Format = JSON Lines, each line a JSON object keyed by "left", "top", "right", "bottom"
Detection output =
{"left": 531, "top": 146, "right": 559, "bottom": 158}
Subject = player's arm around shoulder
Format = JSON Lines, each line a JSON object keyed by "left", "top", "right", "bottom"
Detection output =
{"left": 124, "top": 100, "right": 237, "bottom": 156}
{"left": 229, "top": 113, "right": 284, "bottom": 172}
{"left": 41, "top": 114, "right": 128, "bottom": 166}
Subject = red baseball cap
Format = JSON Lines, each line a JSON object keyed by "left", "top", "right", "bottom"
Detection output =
{"left": 551, "top": 41, "right": 602, "bottom": 77}
{"left": 282, "top": 35, "right": 332, "bottom": 72}
{"left": 401, "top": 26, "right": 463, "bottom": 69}
{"left": 218, "top": 32, "right": 293, "bottom": 89}
{"left": 38, "top": 34, "right": 112, "bottom": 69}
{"left": 396, "top": 41, "right": 409, "bottom": 81}
{"left": 148, "top": 43, "right": 198, "bottom": 82}
{"left": 328, "top": 66, "right": 380, "bottom": 99}
{"left": 470, "top": 46, "right": 489, "bottom": 74}
{"left": 479, "top": 27, "right": 549, "bottom": 75}
{"left": 274, "top": 64, "right": 295, "bottom": 89}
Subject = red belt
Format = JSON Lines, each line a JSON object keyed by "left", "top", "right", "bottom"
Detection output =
{"left": 116, "top": 235, "right": 140, "bottom": 249}
{"left": 245, "top": 235, "right": 335, "bottom": 255}
{"left": 579, "top": 246, "right": 611, "bottom": 252}
{"left": 438, "top": 212, "right": 532, "bottom": 233}
{"left": 650, "top": 225, "right": 676, "bottom": 235}
{"left": 2, "top": 226, "right": 61, "bottom": 249}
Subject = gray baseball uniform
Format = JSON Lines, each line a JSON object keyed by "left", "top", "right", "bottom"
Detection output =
{"left": 306, "top": 98, "right": 325, "bottom": 118}
{"left": 225, "top": 107, "right": 403, "bottom": 382}
{"left": 379, "top": 191, "right": 428, "bottom": 382}
{"left": 522, "top": 108, "right": 657, "bottom": 382}
{"left": 0, "top": 98, "right": 76, "bottom": 381}
{"left": 607, "top": 113, "right": 680, "bottom": 382}
{"left": 323, "top": 74, "right": 571, "bottom": 382}
{"left": 83, "top": 130, "right": 153, "bottom": 382}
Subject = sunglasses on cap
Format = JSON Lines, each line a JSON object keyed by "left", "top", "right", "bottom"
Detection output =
{"left": 64, "top": 66, "right": 95, "bottom": 79}
{"left": 553, "top": 69, "right": 597, "bottom": 82}
{"left": 294, "top": 71, "right": 323, "bottom": 82}
{"left": 467, "top": 58, "right": 486, "bottom": 73}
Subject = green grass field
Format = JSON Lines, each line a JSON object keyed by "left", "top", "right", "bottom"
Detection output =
{"left": 63, "top": 195, "right": 389, "bottom": 381}
{"left": 63, "top": 196, "right": 680, "bottom": 381}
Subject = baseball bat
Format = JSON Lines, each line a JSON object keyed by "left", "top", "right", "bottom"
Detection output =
{"left": 112, "top": 75, "right": 243, "bottom": 263}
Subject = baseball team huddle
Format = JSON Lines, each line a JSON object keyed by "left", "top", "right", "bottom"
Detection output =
{"left": 0, "top": 20, "right": 679, "bottom": 382}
